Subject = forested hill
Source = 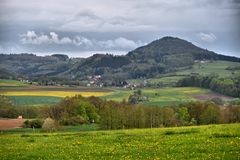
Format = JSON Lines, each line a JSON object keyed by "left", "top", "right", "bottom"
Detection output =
{"left": 70, "top": 37, "right": 239, "bottom": 79}
{"left": 0, "top": 37, "right": 239, "bottom": 82}
{"left": 127, "top": 37, "right": 239, "bottom": 64}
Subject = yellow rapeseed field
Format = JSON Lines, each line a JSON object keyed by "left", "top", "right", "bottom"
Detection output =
{"left": 0, "top": 91, "right": 111, "bottom": 97}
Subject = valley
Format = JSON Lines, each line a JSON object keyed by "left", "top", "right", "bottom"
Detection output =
{"left": 1, "top": 1, "right": 240, "bottom": 159}
{"left": 0, "top": 83, "right": 235, "bottom": 107}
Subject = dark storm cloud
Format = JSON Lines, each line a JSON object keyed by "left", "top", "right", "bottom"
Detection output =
{"left": 0, "top": 0, "right": 239, "bottom": 57}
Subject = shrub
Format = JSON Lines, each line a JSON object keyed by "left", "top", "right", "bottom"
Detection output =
{"left": 42, "top": 118, "right": 58, "bottom": 132}
{"left": 211, "top": 97, "right": 224, "bottom": 105}
{"left": 60, "top": 116, "right": 86, "bottom": 125}
{"left": 23, "top": 119, "right": 43, "bottom": 128}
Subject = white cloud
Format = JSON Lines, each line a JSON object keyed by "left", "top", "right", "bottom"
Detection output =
{"left": 73, "top": 36, "right": 93, "bottom": 47}
{"left": 197, "top": 32, "right": 217, "bottom": 42}
{"left": 20, "top": 31, "right": 142, "bottom": 50}
{"left": 20, "top": 31, "right": 73, "bottom": 45}
{"left": 99, "top": 37, "right": 141, "bottom": 49}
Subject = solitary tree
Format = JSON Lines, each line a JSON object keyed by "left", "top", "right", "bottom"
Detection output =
{"left": 178, "top": 107, "right": 190, "bottom": 125}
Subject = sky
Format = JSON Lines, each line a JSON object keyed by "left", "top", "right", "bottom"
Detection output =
{"left": 0, "top": 0, "right": 239, "bottom": 58}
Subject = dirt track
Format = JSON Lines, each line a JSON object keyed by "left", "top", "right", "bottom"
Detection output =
{"left": 0, "top": 119, "right": 24, "bottom": 130}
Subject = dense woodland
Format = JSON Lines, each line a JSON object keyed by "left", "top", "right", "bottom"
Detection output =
{"left": 1, "top": 95, "right": 240, "bottom": 130}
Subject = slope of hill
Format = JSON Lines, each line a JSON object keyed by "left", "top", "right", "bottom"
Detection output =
{"left": 127, "top": 37, "right": 239, "bottom": 63}
{"left": 69, "top": 36, "right": 240, "bottom": 81}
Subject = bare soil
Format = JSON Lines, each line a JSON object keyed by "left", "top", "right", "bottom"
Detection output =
{"left": 0, "top": 118, "right": 24, "bottom": 130}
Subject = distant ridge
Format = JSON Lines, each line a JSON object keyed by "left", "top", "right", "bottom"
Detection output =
{"left": 0, "top": 36, "right": 239, "bottom": 81}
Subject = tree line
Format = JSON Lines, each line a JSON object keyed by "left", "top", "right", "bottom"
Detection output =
{"left": 177, "top": 74, "right": 240, "bottom": 97}
{"left": 1, "top": 95, "right": 240, "bottom": 130}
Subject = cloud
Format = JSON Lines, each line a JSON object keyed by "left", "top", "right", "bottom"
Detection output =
{"left": 1, "top": 0, "right": 239, "bottom": 56}
{"left": 20, "top": 31, "right": 142, "bottom": 50}
{"left": 197, "top": 32, "right": 217, "bottom": 42}
{"left": 20, "top": 31, "right": 73, "bottom": 45}
{"left": 98, "top": 37, "right": 141, "bottom": 49}
{"left": 58, "top": 11, "right": 156, "bottom": 32}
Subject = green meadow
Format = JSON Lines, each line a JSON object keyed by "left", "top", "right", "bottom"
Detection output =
{"left": 127, "top": 61, "right": 240, "bottom": 87}
{"left": 174, "top": 60, "right": 240, "bottom": 77}
{"left": 0, "top": 123, "right": 239, "bottom": 160}
{"left": 103, "top": 87, "right": 210, "bottom": 106}
{"left": 3, "top": 87, "right": 213, "bottom": 107}
{"left": 0, "top": 79, "right": 29, "bottom": 87}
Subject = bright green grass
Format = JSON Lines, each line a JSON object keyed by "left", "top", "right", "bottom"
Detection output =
{"left": 175, "top": 60, "right": 240, "bottom": 77}
{"left": 142, "top": 87, "right": 209, "bottom": 106}
{"left": 127, "top": 79, "right": 144, "bottom": 84}
{"left": 0, "top": 124, "right": 239, "bottom": 160}
{"left": 101, "top": 89, "right": 132, "bottom": 102}
{"left": 7, "top": 96, "right": 62, "bottom": 106}
{"left": 127, "top": 61, "right": 240, "bottom": 86}
{"left": 0, "top": 79, "right": 30, "bottom": 87}
{"left": 103, "top": 87, "right": 210, "bottom": 107}
{"left": 148, "top": 76, "right": 184, "bottom": 84}
{"left": 127, "top": 76, "right": 184, "bottom": 86}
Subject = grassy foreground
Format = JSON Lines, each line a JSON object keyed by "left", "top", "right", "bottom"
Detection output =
{"left": 0, "top": 124, "right": 239, "bottom": 160}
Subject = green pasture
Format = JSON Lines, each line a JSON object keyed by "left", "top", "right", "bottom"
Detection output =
{"left": 127, "top": 61, "right": 240, "bottom": 87}
{"left": 142, "top": 87, "right": 209, "bottom": 106}
{"left": 127, "top": 76, "right": 184, "bottom": 87}
{"left": 102, "top": 89, "right": 132, "bottom": 102}
{"left": 175, "top": 60, "right": 240, "bottom": 77}
{"left": 0, "top": 123, "right": 239, "bottom": 160}
{"left": 0, "top": 79, "right": 30, "bottom": 87}
{"left": 103, "top": 87, "right": 210, "bottom": 107}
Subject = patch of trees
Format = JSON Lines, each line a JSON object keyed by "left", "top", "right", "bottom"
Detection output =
{"left": 129, "top": 63, "right": 166, "bottom": 79}
{"left": 51, "top": 54, "right": 69, "bottom": 61}
{"left": 78, "top": 54, "right": 131, "bottom": 71}
{"left": 43, "top": 95, "right": 100, "bottom": 125}
{"left": 226, "top": 66, "right": 240, "bottom": 71}
{"left": 177, "top": 74, "right": 240, "bottom": 97}
{"left": 0, "top": 96, "right": 39, "bottom": 118}
{"left": 128, "top": 89, "right": 148, "bottom": 104}
{"left": 1, "top": 95, "right": 240, "bottom": 130}
{"left": 99, "top": 101, "right": 240, "bottom": 129}
{"left": 94, "top": 55, "right": 131, "bottom": 69}
{"left": 23, "top": 119, "right": 43, "bottom": 128}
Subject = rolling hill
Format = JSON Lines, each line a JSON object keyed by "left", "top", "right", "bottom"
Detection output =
{"left": 0, "top": 37, "right": 239, "bottom": 84}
